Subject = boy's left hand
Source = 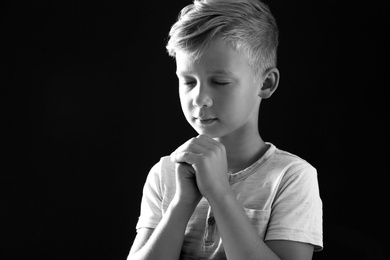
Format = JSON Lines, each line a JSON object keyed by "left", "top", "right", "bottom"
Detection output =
{"left": 171, "top": 134, "right": 230, "bottom": 200}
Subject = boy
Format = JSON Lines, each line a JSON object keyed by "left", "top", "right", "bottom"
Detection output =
{"left": 128, "top": 0, "right": 322, "bottom": 259}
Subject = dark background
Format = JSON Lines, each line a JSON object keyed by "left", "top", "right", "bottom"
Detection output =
{"left": 1, "top": 0, "right": 388, "bottom": 259}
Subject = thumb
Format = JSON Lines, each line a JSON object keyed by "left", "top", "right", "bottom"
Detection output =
{"left": 175, "top": 162, "right": 196, "bottom": 177}
{"left": 171, "top": 151, "right": 199, "bottom": 165}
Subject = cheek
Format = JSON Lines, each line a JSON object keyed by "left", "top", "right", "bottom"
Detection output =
{"left": 179, "top": 92, "right": 192, "bottom": 115}
{"left": 223, "top": 89, "right": 258, "bottom": 118}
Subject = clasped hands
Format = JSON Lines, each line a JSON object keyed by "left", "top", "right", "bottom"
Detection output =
{"left": 170, "top": 134, "right": 230, "bottom": 205}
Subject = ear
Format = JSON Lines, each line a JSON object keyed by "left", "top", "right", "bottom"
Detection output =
{"left": 258, "top": 67, "right": 280, "bottom": 99}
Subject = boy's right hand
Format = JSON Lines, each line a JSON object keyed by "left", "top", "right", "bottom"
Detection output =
{"left": 170, "top": 139, "right": 203, "bottom": 207}
{"left": 173, "top": 162, "right": 202, "bottom": 207}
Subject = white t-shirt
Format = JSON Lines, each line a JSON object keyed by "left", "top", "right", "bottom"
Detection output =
{"left": 136, "top": 143, "right": 323, "bottom": 259}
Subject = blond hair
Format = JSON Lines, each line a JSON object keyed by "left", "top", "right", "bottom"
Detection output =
{"left": 166, "top": 0, "right": 279, "bottom": 76}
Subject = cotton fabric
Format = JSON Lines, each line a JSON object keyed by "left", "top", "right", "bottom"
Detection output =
{"left": 136, "top": 143, "right": 323, "bottom": 259}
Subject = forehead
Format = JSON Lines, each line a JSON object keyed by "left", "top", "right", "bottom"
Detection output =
{"left": 175, "top": 38, "right": 252, "bottom": 76}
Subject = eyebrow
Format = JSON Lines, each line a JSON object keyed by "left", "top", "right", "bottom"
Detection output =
{"left": 207, "top": 69, "right": 233, "bottom": 76}
{"left": 176, "top": 69, "right": 234, "bottom": 77}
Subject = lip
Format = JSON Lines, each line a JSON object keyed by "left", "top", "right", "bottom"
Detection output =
{"left": 194, "top": 117, "right": 217, "bottom": 125}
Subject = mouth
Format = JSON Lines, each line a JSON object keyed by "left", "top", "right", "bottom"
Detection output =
{"left": 194, "top": 117, "right": 217, "bottom": 125}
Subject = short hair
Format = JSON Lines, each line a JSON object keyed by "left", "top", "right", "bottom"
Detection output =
{"left": 166, "top": 0, "right": 279, "bottom": 76}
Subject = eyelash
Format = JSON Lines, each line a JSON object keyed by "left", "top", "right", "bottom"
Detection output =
{"left": 213, "top": 81, "right": 230, "bottom": 86}
{"left": 182, "top": 81, "right": 230, "bottom": 87}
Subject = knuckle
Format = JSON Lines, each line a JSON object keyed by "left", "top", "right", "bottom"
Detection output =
{"left": 217, "top": 142, "right": 226, "bottom": 152}
{"left": 184, "top": 138, "right": 197, "bottom": 148}
{"left": 182, "top": 151, "right": 196, "bottom": 164}
{"left": 182, "top": 151, "right": 191, "bottom": 158}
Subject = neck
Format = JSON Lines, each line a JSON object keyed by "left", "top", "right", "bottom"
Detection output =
{"left": 216, "top": 130, "right": 268, "bottom": 174}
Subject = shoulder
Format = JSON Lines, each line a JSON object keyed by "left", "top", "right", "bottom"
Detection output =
{"left": 267, "top": 144, "right": 317, "bottom": 179}
{"left": 261, "top": 144, "right": 319, "bottom": 197}
{"left": 145, "top": 156, "right": 176, "bottom": 188}
{"left": 156, "top": 156, "right": 176, "bottom": 177}
{"left": 270, "top": 144, "right": 314, "bottom": 167}
{"left": 147, "top": 156, "right": 175, "bottom": 176}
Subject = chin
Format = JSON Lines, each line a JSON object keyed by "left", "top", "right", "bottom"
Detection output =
{"left": 193, "top": 126, "right": 227, "bottom": 139}
{"left": 192, "top": 127, "right": 216, "bottom": 138}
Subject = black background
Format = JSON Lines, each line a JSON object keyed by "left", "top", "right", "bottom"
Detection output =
{"left": 1, "top": 0, "right": 388, "bottom": 259}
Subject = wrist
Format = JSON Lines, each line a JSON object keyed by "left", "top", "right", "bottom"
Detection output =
{"left": 170, "top": 196, "right": 200, "bottom": 216}
{"left": 206, "top": 185, "right": 235, "bottom": 208}
{"left": 203, "top": 182, "right": 232, "bottom": 202}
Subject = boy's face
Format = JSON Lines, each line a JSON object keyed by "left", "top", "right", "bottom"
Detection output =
{"left": 175, "top": 38, "right": 263, "bottom": 139}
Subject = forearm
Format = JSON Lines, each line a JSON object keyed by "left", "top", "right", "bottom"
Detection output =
{"left": 129, "top": 199, "right": 194, "bottom": 260}
{"left": 208, "top": 190, "right": 280, "bottom": 260}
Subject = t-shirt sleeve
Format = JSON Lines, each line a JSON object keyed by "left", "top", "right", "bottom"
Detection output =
{"left": 265, "top": 163, "right": 323, "bottom": 251}
{"left": 135, "top": 160, "right": 164, "bottom": 230}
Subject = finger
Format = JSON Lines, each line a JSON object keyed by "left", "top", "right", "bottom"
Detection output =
{"left": 196, "top": 134, "right": 225, "bottom": 152}
{"left": 170, "top": 138, "right": 195, "bottom": 163}
{"left": 194, "top": 135, "right": 220, "bottom": 151}
{"left": 173, "top": 137, "right": 210, "bottom": 158}
{"left": 171, "top": 151, "right": 202, "bottom": 165}
{"left": 175, "top": 162, "right": 196, "bottom": 176}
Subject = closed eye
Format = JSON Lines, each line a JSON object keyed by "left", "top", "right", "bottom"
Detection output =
{"left": 183, "top": 81, "right": 196, "bottom": 86}
{"left": 212, "top": 81, "right": 230, "bottom": 86}
{"left": 178, "top": 77, "right": 196, "bottom": 87}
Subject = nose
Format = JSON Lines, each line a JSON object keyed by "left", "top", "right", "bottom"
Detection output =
{"left": 192, "top": 83, "right": 213, "bottom": 108}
